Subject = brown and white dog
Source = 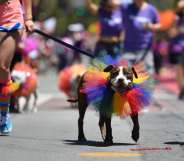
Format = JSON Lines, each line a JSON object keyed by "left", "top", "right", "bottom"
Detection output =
{"left": 70, "top": 65, "right": 140, "bottom": 145}
{"left": 11, "top": 63, "right": 38, "bottom": 113}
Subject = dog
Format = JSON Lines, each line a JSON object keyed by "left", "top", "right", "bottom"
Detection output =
{"left": 11, "top": 63, "right": 38, "bottom": 113}
{"left": 69, "top": 64, "right": 140, "bottom": 145}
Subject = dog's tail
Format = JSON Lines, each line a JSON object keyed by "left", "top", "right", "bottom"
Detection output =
{"left": 67, "top": 98, "right": 78, "bottom": 103}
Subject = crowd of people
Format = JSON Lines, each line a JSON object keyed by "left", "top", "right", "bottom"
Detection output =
{"left": 0, "top": 0, "right": 184, "bottom": 135}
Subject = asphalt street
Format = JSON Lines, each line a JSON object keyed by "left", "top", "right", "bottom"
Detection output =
{"left": 0, "top": 70, "right": 184, "bottom": 161}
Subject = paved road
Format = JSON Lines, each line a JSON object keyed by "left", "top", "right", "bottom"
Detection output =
{"left": 0, "top": 70, "right": 184, "bottom": 161}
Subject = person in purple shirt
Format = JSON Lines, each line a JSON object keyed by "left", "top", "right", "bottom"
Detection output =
{"left": 85, "top": 0, "right": 124, "bottom": 60}
{"left": 121, "top": 0, "right": 161, "bottom": 74}
{"left": 168, "top": 0, "right": 184, "bottom": 100}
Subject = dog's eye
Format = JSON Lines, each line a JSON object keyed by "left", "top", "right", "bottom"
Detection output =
{"left": 123, "top": 70, "right": 130, "bottom": 75}
{"left": 111, "top": 70, "right": 119, "bottom": 77}
{"left": 123, "top": 68, "right": 133, "bottom": 79}
{"left": 127, "top": 74, "right": 133, "bottom": 80}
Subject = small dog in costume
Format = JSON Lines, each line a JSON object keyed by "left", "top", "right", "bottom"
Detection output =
{"left": 69, "top": 63, "right": 151, "bottom": 145}
{"left": 11, "top": 62, "right": 38, "bottom": 113}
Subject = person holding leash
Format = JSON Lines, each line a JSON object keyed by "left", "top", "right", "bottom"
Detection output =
{"left": 85, "top": 0, "right": 124, "bottom": 60}
{"left": 0, "top": 0, "right": 34, "bottom": 134}
{"left": 121, "top": 0, "right": 161, "bottom": 75}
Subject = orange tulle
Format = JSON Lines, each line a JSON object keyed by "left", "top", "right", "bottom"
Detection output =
{"left": 58, "top": 64, "right": 86, "bottom": 97}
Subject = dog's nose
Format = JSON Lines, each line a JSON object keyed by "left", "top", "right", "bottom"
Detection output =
{"left": 118, "top": 78, "right": 124, "bottom": 83}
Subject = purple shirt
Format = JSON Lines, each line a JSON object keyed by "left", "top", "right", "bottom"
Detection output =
{"left": 170, "top": 33, "right": 184, "bottom": 54}
{"left": 98, "top": 7, "right": 124, "bottom": 37}
{"left": 121, "top": 3, "right": 159, "bottom": 51}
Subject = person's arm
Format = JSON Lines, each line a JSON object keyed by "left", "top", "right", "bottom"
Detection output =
{"left": 176, "top": 0, "right": 184, "bottom": 13}
{"left": 144, "top": 23, "right": 161, "bottom": 32}
{"left": 85, "top": 0, "right": 98, "bottom": 15}
{"left": 143, "top": 6, "right": 161, "bottom": 32}
{"left": 21, "top": 0, "right": 34, "bottom": 32}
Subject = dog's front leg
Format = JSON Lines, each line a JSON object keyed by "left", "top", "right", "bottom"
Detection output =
{"left": 131, "top": 113, "right": 140, "bottom": 142}
{"left": 104, "top": 116, "right": 113, "bottom": 145}
{"left": 99, "top": 114, "right": 106, "bottom": 141}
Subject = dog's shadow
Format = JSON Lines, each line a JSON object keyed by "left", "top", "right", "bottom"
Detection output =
{"left": 63, "top": 139, "right": 137, "bottom": 147}
{"left": 164, "top": 141, "right": 184, "bottom": 146}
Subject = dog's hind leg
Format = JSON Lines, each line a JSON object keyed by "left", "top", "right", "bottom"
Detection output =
{"left": 23, "top": 95, "right": 31, "bottom": 112}
{"left": 131, "top": 113, "right": 140, "bottom": 142}
{"left": 32, "top": 90, "right": 38, "bottom": 112}
{"left": 78, "top": 93, "right": 88, "bottom": 142}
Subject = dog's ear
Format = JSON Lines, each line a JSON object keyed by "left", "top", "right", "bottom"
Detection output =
{"left": 103, "top": 65, "right": 114, "bottom": 72}
{"left": 132, "top": 67, "right": 138, "bottom": 78}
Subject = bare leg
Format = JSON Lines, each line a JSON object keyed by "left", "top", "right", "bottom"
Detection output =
{"left": 0, "top": 31, "right": 21, "bottom": 134}
{"left": 175, "top": 65, "right": 184, "bottom": 89}
{"left": 0, "top": 31, "right": 21, "bottom": 83}
{"left": 175, "top": 65, "right": 184, "bottom": 99}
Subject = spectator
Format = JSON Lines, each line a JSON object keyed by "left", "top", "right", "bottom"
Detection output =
{"left": 168, "top": 0, "right": 184, "bottom": 100}
{"left": 85, "top": 0, "right": 124, "bottom": 60}
{"left": 121, "top": 0, "right": 161, "bottom": 75}
{"left": 68, "top": 23, "right": 85, "bottom": 63}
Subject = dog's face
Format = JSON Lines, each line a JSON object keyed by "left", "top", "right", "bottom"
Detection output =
{"left": 104, "top": 65, "right": 138, "bottom": 93}
{"left": 11, "top": 70, "right": 30, "bottom": 84}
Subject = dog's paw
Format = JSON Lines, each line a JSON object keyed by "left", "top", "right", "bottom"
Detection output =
{"left": 104, "top": 139, "right": 113, "bottom": 145}
{"left": 78, "top": 136, "right": 87, "bottom": 142}
{"left": 131, "top": 127, "right": 139, "bottom": 142}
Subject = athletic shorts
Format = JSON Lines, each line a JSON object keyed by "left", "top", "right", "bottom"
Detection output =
{"left": 0, "top": 0, "right": 24, "bottom": 31}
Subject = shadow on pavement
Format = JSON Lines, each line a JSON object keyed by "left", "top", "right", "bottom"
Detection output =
{"left": 165, "top": 141, "right": 184, "bottom": 146}
{"left": 63, "top": 139, "right": 137, "bottom": 147}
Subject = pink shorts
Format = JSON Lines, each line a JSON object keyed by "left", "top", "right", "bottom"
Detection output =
{"left": 0, "top": 0, "right": 24, "bottom": 31}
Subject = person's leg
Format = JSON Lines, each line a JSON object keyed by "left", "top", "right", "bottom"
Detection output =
{"left": 180, "top": 64, "right": 184, "bottom": 99}
{"left": 121, "top": 51, "right": 136, "bottom": 66}
{"left": 175, "top": 65, "right": 183, "bottom": 89}
{"left": 139, "top": 50, "right": 155, "bottom": 75}
{"left": 139, "top": 50, "right": 155, "bottom": 89}
{"left": 106, "top": 42, "right": 122, "bottom": 60}
{"left": 153, "top": 52, "right": 162, "bottom": 75}
{"left": 175, "top": 64, "right": 184, "bottom": 100}
{"left": 93, "top": 42, "right": 106, "bottom": 58}
{"left": 0, "top": 31, "right": 21, "bottom": 134}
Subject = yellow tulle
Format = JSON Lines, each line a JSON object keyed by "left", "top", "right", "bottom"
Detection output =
{"left": 133, "top": 75, "right": 149, "bottom": 84}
